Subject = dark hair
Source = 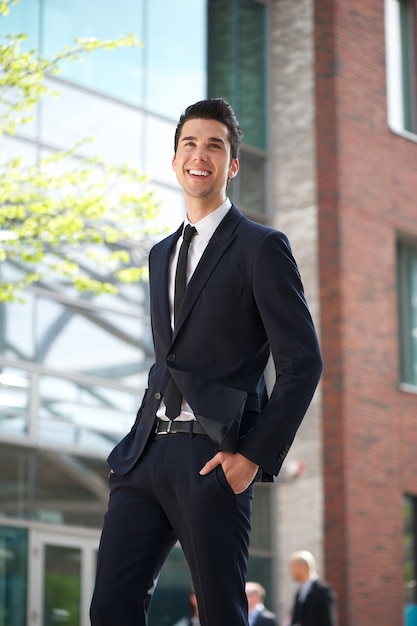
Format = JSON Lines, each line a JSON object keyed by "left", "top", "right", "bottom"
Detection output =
{"left": 174, "top": 98, "right": 243, "bottom": 160}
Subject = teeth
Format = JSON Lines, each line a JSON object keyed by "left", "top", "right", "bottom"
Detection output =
{"left": 189, "top": 169, "right": 209, "bottom": 177}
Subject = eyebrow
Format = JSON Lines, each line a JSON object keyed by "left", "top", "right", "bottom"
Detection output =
{"left": 181, "top": 135, "right": 226, "bottom": 146}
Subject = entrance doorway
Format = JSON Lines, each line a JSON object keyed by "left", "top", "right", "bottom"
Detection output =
{"left": 28, "top": 531, "right": 98, "bottom": 626}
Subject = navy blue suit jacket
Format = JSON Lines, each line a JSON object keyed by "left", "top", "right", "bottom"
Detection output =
{"left": 291, "top": 579, "right": 337, "bottom": 626}
{"left": 108, "top": 205, "right": 322, "bottom": 479}
{"left": 253, "top": 607, "right": 279, "bottom": 626}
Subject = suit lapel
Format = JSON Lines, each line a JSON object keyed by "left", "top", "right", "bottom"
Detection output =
{"left": 151, "top": 225, "right": 182, "bottom": 343}
{"left": 173, "top": 205, "right": 243, "bottom": 339}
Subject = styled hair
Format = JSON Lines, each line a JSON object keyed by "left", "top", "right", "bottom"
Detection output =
{"left": 245, "top": 582, "right": 266, "bottom": 601}
{"left": 291, "top": 550, "right": 317, "bottom": 576}
{"left": 174, "top": 98, "right": 243, "bottom": 160}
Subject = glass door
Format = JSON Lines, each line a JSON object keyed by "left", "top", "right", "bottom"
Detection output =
{"left": 28, "top": 532, "right": 98, "bottom": 626}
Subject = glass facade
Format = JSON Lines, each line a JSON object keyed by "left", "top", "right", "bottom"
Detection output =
{"left": 43, "top": 544, "right": 82, "bottom": 626}
{"left": 1, "top": 0, "right": 207, "bottom": 118}
{"left": 0, "top": 526, "right": 28, "bottom": 626}
{"left": 0, "top": 274, "right": 150, "bottom": 450}
{"left": 0, "top": 443, "right": 108, "bottom": 527}
{"left": 0, "top": 1, "right": 272, "bottom": 623}
{"left": 208, "top": 0, "right": 268, "bottom": 218}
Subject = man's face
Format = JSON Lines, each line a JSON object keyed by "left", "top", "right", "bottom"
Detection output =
{"left": 245, "top": 586, "right": 260, "bottom": 611}
{"left": 172, "top": 118, "right": 239, "bottom": 207}
{"left": 290, "top": 559, "right": 304, "bottom": 583}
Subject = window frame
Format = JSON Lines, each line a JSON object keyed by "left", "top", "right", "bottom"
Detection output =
{"left": 397, "top": 240, "right": 417, "bottom": 388}
{"left": 404, "top": 494, "right": 417, "bottom": 623}
{"left": 385, "top": 0, "right": 417, "bottom": 140}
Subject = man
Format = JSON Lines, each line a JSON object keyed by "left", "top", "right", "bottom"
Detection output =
{"left": 172, "top": 588, "right": 200, "bottom": 626}
{"left": 90, "top": 98, "right": 322, "bottom": 626}
{"left": 290, "top": 550, "right": 337, "bottom": 626}
{"left": 246, "top": 581, "right": 279, "bottom": 626}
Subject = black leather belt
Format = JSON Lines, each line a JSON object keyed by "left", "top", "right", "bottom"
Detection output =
{"left": 154, "top": 418, "right": 207, "bottom": 435}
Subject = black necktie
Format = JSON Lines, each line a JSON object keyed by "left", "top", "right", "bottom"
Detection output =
{"left": 164, "top": 224, "right": 197, "bottom": 419}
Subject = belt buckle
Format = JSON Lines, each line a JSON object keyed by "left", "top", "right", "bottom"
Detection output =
{"left": 155, "top": 419, "right": 173, "bottom": 435}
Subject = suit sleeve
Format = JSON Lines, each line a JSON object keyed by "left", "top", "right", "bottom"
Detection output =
{"left": 317, "top": 584, "right": 337, "bottom": 626}
{"left": 238, "top": 230, "right": 322, "bottom": 476}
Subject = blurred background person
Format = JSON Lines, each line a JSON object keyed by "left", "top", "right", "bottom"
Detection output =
{"left": 289, "top": 550, "right": 336, "bottom": 626}
{"left": 245, "top": 581, "right": 279, "bottom": 626}
{"left": 173, "top": 588, "right": 200, "bottom": 626}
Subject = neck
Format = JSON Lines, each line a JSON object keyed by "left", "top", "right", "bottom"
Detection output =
{"left": 185, "top": 195, "right": 227, "bottom": 224}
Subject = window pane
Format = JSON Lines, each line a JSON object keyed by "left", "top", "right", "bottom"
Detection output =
{"left": 0, "top": 444, "right": 108, "bottom": 528}
{"left": 146, "top": 0, "right": 207, "bottom": 119}
{"left": 399, "top": 0, "right": 417, "bottom": 133}
{"left": 238, "top": 0, "right": 266, "bottom": 150}
{"left": 0, "top": 282, "right": 152, "bottom": 385}
{"left": 238, "top": 151, "right": 266, "bottom": 216}
{"left": 0, "top": 0, "right": 40, "bottom": 49}
{"left": 247, "top": 555, "right": 274, "bottom": 611}
{"left": 0, "top": 272, "right": 35, "bottom": 362}
{"left": 39, "top": 375, "right": 138, "bottom": 451}
{"left": 0, "top": 366, "right": 30, "bottom": 436}
{"left": 251, "top": 484, "right": 272, "bottom": 551}
{"left": 404, "top": 495, "right": 417, "bottom": 626}
{"left": 208, "top": 0, "right": 266, "bottom": 150}
{"left": 0, "top": 526, "right": 28, "bottom": 626}
{"left": 398, "top": 242, "right": 417, "bottom": 385}
{"left": 36, "top": 302, "right": 148, "bottom": 382}
{"left": 207, "top": 0, "right": 234, "bottom": 104}
{"left": 208, "top": 0, "right": 267, "bottom": 216}
{"left": 40, "top": 0, "right": 207, "bottom": 116}
{"left": 43, "top": 545, "right": 81, "bottom": 626}
{"left": 40, "top": 80, "right": 145, "bottom": 166}
{"left": 385, "top": 0, "right": 417, "bottom": 135}
{"left": 42, "top": 0, "right": 145, "bottom": 106}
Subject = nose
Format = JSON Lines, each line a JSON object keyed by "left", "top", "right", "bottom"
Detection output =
{"left": 193, "top": 146, "right": 208, "bottom": 161}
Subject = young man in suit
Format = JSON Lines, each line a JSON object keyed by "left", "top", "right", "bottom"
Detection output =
{"left": 90, "top": 98, "right": 322, "bottom": 626}
{"left": 246, "top": 581, "right": 279, "bottom": 626}
{"left": 290, "top": 550, "right": 337, "bottom": 626}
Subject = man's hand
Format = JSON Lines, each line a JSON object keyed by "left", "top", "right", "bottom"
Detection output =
{"left": 199, "top": 451, "right": 259, "bottom": 494}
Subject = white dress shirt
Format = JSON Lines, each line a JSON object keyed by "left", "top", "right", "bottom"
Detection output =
{"left": 248, "top": 603, "right": 265, "bottom": 626}
{"left": 298, "top": 577, "right": 316, "bottom": 602}
{"left": 157, "top": 198, "right": 231, "bottom": 421}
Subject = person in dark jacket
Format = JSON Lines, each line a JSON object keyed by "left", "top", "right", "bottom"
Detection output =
{"left": 246, "top": 582, "right": 279, "bottom": 626}
{"left": 172, "top": 588, "right": 200, "bottom": 626}
{"left": 290, "top": 551, "right": 337, "bottom": 626}
{"left": 90, "top": 97, "right": 322, "bottom": 626}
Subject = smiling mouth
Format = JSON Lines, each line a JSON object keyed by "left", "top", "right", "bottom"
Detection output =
{"left": 188, "top": 169, "right": 210, "bottom": 177}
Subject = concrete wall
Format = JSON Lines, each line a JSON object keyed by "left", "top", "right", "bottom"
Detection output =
{"left": 268, "top": 0, "right": 324, "bottom": 621}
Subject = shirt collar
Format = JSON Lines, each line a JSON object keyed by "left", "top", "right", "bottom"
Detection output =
{"left": 299, "top": 577, "right": 316, "bottom": 601}
{"left": 248, "top": 603, "right": 265, "bottom": 625}
{"left": 184, "top": 198, "right": 231, "bottom": 244}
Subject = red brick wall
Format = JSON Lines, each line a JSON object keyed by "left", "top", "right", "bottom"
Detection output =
{"left": 314, "top": 1, "right": 417, "bottom": 625}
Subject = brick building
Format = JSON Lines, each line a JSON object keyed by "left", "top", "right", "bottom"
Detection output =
{"left": 269, "top": 0, "right": 417, "bottom": 624}
{"left": 274, "top": 1, "right": 417, "bottom": 625}
{"left": 318, "top": 1, "right": 417, "bottom": 625}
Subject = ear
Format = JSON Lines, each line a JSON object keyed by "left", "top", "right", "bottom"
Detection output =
{"left": 228, "top": 158, "right": 239, "bottom": 179}
{"left": 172, "top": 154, "right": 177, "bottom": 171}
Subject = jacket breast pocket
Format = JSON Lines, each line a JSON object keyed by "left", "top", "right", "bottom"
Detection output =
{"left": 202, "top": 283, "right": 245, "bottom": 299}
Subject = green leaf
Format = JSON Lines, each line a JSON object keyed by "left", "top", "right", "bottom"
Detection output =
{"left": 0, "top": 2, "right": 160, "bottom": 302}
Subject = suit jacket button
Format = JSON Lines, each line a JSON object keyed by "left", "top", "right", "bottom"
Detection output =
{"left": 155, "top": 393, "right": 161, "bottom": 400}
{"left": 167, "top": 354, "right": 176, "bottom": 362}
